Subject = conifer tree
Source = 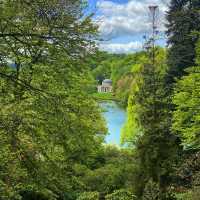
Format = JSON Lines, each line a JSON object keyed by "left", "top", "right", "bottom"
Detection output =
{"left": 166, "top": 0, "right": 200, "bottom": 80}
{"left": 122, "top": 49, "right": 180, "bottom": 199}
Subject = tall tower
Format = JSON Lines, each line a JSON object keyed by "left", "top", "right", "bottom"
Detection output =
{"left": 148, "top": 5, "right": 159, "bottom": 66}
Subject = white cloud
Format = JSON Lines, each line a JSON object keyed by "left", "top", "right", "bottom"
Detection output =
{"left": 95, "top": 0, "right": 170, "bottom": 53}
{"left": 100, "top": 41, "right": 143, "bottom": 53}
{"left": 97, "top": 0, "right": 170, "bottom": 38}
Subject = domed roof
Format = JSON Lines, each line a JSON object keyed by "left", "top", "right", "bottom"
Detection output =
{"left": 103, "top": 79, "right": 112, "bottom": 84}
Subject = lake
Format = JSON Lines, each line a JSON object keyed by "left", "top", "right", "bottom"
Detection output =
{"left": 99, "top": 101, "right": 127, "bottom": 145}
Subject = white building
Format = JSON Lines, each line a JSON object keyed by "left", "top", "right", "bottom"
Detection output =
{"left": 97, "top": 79, "right": 112, "bottom": 93}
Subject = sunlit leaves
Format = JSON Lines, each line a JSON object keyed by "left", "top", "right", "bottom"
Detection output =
{"left": 172, "top": 66, "right": 200, "bottom": 148}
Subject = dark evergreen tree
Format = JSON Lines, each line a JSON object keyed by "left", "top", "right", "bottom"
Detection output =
{"left": 166, "top": 0, "right": 200, "bottom": 80}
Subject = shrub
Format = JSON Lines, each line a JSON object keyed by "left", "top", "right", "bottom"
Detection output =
{"left": 105, "top": 189, "right": 136, "bottom": 200}
{"left": 77, "top": 192, "right": 99, "bottom": 200}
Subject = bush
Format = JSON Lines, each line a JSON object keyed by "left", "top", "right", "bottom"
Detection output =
{"left": 105, "top": 189, "right": 136, "bottom": 200}
{"left": 176, "top": 186, "right": 200, "bottom": 200}
{"left": 142, "top": 180, "right": 159, "bottom": 200}
{"left": 142, "top": 179, "right": 176, "bottom": 200}
{"left": 77, "top": 192, "right": 99, "bottom": 200}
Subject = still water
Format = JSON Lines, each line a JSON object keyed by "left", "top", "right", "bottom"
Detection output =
{"left": 99, "top": 101, "right": 127, "bottom": 145}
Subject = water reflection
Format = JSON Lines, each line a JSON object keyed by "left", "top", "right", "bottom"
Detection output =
{"left": 99, "top": 101, "right": 127, "bottom": 145}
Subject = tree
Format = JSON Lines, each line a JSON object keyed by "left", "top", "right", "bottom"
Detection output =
{"left": 0, "top": 0, "right": 97, "bottom": 89}
{"left": 166, "top": 0, "right": 200, "bottom": 80}
{"left": 81, "top": 145, "right": 137, "bottom": 198}
{"left": 122, "top": 48, "right": 180, "bottom": 199}
{"left": 172, "top": 39, "right": 200, "bottom": 149}
{"left": 0, "top": 1, "right": 106, "bottom": 199}
{"left": 0, "top": 52, "right": 107, "bottom": 200}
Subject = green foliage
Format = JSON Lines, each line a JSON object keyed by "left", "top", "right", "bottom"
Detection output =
{"left": 166, "top": 0, "right": 200, "bottom": 79}
{"left": 120, "top": 54, "right": 148, "bottom": 145}
{"left": 1, "top": 0, "right": 200, "bottom": 199}
{"left": 189, "top": 187, "right": 200, "bottom": 200}
{"left": 0, "top": 1, "right": 106, "bottom": 199}
{"left": 121, "top": 95, "right": 142, "bottom": 145}
{"left": 175, "top": 187, "right": 200, "bottom": 200}
{"left": 172, "top": 40, "right": 200, "bottom": 148}
{"left": 111, "top": 52, "right": 146, "bottom": 106}
{"left": 0, "top": 57, "right": 107, "bottom": 199}
{"left": 175, "top": 192, "right": 192, "bottom": 200}
{"left": 81, "top": 145, "right": 136, "bottom": 198}
{"left": 89, "top": 52, "right": 124, "bottom": 84}
{"left": 142, "top": 179, "right": 159, "bottom": 200}
{"left": 165, "top": 2, "right": 200, "bottom": 198}
{"left": 121, "top": 47, "right": 180, "bottom": 199}
{"left": 105, "top": 189, "right": 136, "bottom": 200}
{"left": 92, "top": 61, "right": 112, "bottom": 84}
{"left": 77, "top": 192, "right": 99, "bottom": 200}
{"left": 172, "top": 66, "right": 200, "bottom": 148}
{"left": 121, "top": 48, "right": 168, "bottom": 144}
{"left": 89, "top": 51, "right": 147, "bottom": 106}
{"left": 92, "top": 93, "right": 116, "bottom": 101}
{"left": 142, "top": 179, "right": 176, "bottom": 200}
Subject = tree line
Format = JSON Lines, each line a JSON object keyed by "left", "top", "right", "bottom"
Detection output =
{"left": 0, "top": 0, "right": 200, "bottom": 200}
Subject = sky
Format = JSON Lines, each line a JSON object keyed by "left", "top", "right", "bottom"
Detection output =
{"left": 87, "top": 0, "right": 170, "bottom": 54}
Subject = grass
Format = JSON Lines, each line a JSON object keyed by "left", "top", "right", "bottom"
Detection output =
{"left": 92, "top": 92, "right": 117, "bottom": 101}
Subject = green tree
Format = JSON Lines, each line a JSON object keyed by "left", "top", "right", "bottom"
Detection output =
{"left": 122, "top": 48, "right": 180, "bottom": 199}
{"left": 0, "top": 1, "right": 106, "bottom": 199}
{"left": 172, "top": 40, "right": 200, "bottom": 149}
{"left": 81, "top": 145, "right": 136, "bottom": 198}
{"left": 172, "top": 66, "right": 200, "bottom": 148}
{"left": 0, "top": 0, "right": 97, "bottom": 86}
{"left": 0, "top": 54, "right": 106, "bottom": 200}
{"left": 166, "top": 0, "right": 200, "bottom": 80}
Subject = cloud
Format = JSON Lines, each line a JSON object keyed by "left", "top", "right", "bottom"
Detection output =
{"left": 95, "top": 0, "right": 170, "bottom": 53}
{"left": 96, "top": 0, "right": 169, "bottom": 38}
{"left": 100, "top": 41, "right": 143, "bottom": 53}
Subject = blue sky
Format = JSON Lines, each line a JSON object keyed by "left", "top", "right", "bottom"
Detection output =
{"left": 87, "top": 0, "right": 170, "bottom": 53}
